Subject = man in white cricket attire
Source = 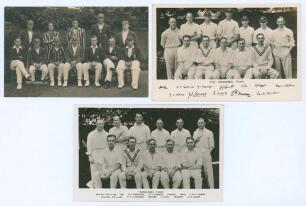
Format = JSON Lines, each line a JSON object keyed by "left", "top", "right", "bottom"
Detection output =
{"left": 100, "top": 134, "right": 122, "bottom": 188}
{"left": 228, "top": 38, "right": 253, "bottom": 79}
{"left": 160, "top": 17, "right": 181, "bottom": 79}
{"left": 250, "top": 33, "right": 279, "bottom": 79}
{"left": 151, "top": 118, "right": 170, "bottom": 153}
{"left": 160, "top": 139, "right": 182, "bottom": 189}
{"left": 179, "top": 12, "right": 201, "bottom": 48}
{"left": 140, "top": 139, "right": 162, "bottom": 189}
{"left": 119, "top": 137, "right": 143, "bottom": 188}
{"left": 181, "top": 137, "right": 203, "bottom": 189}
{"left": 86, "top": 119, "right": 109, "bottom": 188}
{"left": 238, "top": 16, "right": 254, "bottom": 48}
{"left": 174, "top": 35, "right": 197, "bottom": 79}
{"left": 200, "top": 11, "right": 217, "bottom": 48}
{"left": 193, "top": 118, "right": 214, "bottom": 189}
{"left": 193, "top": 35, "right": 215, "bottom": 79}
{"left": 129, "top": 113, "right": 150, "bottom": 151}
{"left": 109, "top": 115, "right": 130, "bottom": 152}
{"left": 271, "top": 16, "right": 295, "bottom": 79}
{"left": 217, "top": 9, "right": 240, "bottom": 47}
{"left": 170, "top": 118, "right": 191, "bottom": 152}
{"left": 212, "top": 37, "right": 232, "bottom": 79}
{"left": 253, "top": 16, "right": 273, "bottom": 46}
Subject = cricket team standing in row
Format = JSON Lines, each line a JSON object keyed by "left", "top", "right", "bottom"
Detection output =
{"left": 8, "top": 13, "right": 142, "bottom": 90}
{"left": 86, "top": 114, "right": 215, "bottom": 189}
{"left": 160, "top": 9, "right": 295, "bottom": 80}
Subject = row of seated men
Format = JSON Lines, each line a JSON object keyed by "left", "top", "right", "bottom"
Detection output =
{"left": 86, "top": 115, "right": 215, "bottom": 189}
{"left": 160, "top": 11, "right": 295, "bottom": 79}
{"left": 8, "top": 17, "right": 142, "bottom": 90}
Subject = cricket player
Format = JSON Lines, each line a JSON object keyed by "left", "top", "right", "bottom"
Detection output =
{"left": 160, "top": 139, "right": 182, "bottom": 189}
{"left": 47, "top": 37, "right": 66, "bottom": 87}
{"left": 212, "top": 37, "right": 232, "bottom": 79}
{"left": 151, "top": 118, "right": 170, "bottom": 153}
{"left": 20, "top": 19, "right": 41, "bottom": 51}
{"left": 116, "top": 36, "right": 142, "bottom": 89}
{"left": 141, "top": 139, "right": 162, "bottom": 189}
{"left": 100, "top": 134, "right": 122, "bottom": 188}
{"left": 174, "top": 35, "right": 197, "bottom": 79}
{"left": 193, "top": 35, "right": 215, "bottom": 79}
{"left": 83, "top": 35, "right": 104, "bottom": 87}
{"left": 228, "top": 38, "right": 253, "bottom": 79}
{"left": 116, "top": 20, "right": 137, "bottom": 48}
{"left": 181, "top": 137, "right": 203, "bottom": 189}
{"left": 129, "top": 113, "right": 150, "bottom": 151}
{"left": 160, "top": 17, "right": 181, "bottom": 79}
{"left": 64, "top": 37, "right": 85, "bottom": 87}
{"left": 238, "top": 16, "right": 254, "bottom": 48}
{"left": 28, "top": 38, "right": 48, "bottom": 82}
{"left": 43, "top": 22, "right": 59, "bottom": 52}
{"left": 200, "top": 11, "right": 217, "bottom": 48}
{"left": 67, "top": 20, "right": 86, "bottom": 49}
{"left": 179, "top": 12, "right": 201, "bottom": 48}
{"left": 86, "top": 119, "right": 109, "bottom": 188}
{"left": 9, "top": 37, "right": 31, "bottom": 89}
{"left": 217, "top": 9, "right": 240, "bottom": 47}
{"left": 253, "top": 16, "right": 273, "bottom": 46}
{"left": 170, "top": 118, "right": 191, "bottom": 152}
{"left": 250, "top": 33, "right": 279, "bottom": 79}
{"left": 119, "top": 137, "right": 143, "bottom": 188}
{"left": 109, "top": 116, "right": 130, "bottom": 151}
{"left": 271, "top": 16, "right": 295, "bottom": 79}
{"left": 193, "top": 118, "right": 214, "bottom": 189}
{"left": 90, "top": 13, "right": 111, "bottom": 48}
{"left": 103, "top": 36, "right": 121, "bottom": 89}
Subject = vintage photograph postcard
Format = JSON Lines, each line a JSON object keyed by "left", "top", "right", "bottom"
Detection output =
{"left": 73, "top": 104, "right": 223, "bottom": 201}
{"left": 152, "top": 4, "right": 301, "bottom": 101}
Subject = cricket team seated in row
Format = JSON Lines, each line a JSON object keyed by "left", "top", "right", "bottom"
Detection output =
{"left": 160, "top": 10, "right": 295, "bottom": 80}
{"left": 86, "top": 114, "right": 216, "bottom": 189}
{"left": 8, "top": 13, "right": 143, "bottom": 90}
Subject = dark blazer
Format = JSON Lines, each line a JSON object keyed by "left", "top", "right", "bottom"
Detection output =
{"left": 28, "top": 47, "right": 48, "bottom": 65}
{"left": 19, "top": 30, "right": 41, "bottom": 50}
{"left": 65, "top": 45, "right": 85, "bottom": 63}
{"left": 104, "top": 45, "right": 121, "bottom": 60}
{"left": 84, "top": 47, "right": 105, "bottom": 62}
{"left": 115, "top": 30, "right": 137, "bottom": 48}
{"left": 90, "top": 23, "right": 111, "bottom": 47}
{"left": 9, "top": 46, "right": 27, "bottom": 63}
{"left": 120, "top": 47, "right": 142, "bottom": 62}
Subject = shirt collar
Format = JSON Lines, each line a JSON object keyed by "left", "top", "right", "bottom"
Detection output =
{"left": 134, "top": 122, "right": 143, "bottom": 126}
{"left": 13, "top": 45, "right": 22, "bottom": 49}
{"left": 91, "top": 45, "right": 98, "bottom": 49}
{"left": 126, "top": 45, "right": 135, "bottom": 49}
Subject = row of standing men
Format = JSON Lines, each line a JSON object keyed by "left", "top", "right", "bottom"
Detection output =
{"left": 160, "top": 10, "right": 295, "bottom": 79}
{"left": 86, "top": 114, "right": 215, "bottom": 189}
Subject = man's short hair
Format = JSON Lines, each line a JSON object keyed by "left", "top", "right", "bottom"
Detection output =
{"left": 148, "top": 138, "right": 156, "bottom": 144}
{"left": 176, "top": 117, "right": 184, "bottom": 122}
{"left": 166, "top": 138, "right": 175, "bottom": 144}
{"left": 277, "top": 16, "right": 285, "bottom": 21}
{"left": 198, "top": 117, "right": 206, "bottom": 122}
{"left": 182, "top": 35, "right": 191, "bottom": 40}
{"left": 256, "top": 33, "right": 265, "bottom": 39}
{"left": 238, "top": 38, "right": 246, "bottom": 43}
{"left": 202, "top": 35, "right": 210, "bottom": 41}
{"left": 220, "top": 37, "right": 228, "bottom": 42}
{"left": 107, "top": 134, "right": 116, "bottom": 141}
{"left": 91, "top": 35, "right": 97, "bottom": 39}
{"left": 128, "top": 136, "right": 136, "bottom": 142}
{"left": 135, "top": 112, "right": 142, "bottom": 117}
{"left": 186, "top": 137, "right": 194, "bottom": 143}
{"left": 186, "top": 12, "right": 194, "bottom": 17}
{"left": 27, "top": 19, "right": 34, "bottom": 24}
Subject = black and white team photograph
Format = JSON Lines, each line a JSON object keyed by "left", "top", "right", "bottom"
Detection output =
{"left": 74, "top": 105, "right": 223, "bottom": 196}
{"left": 4, "top": 7, "right": 148, "bottom": 97}
{"left": 155, "top": 6, "right": 298, "bottom": 80}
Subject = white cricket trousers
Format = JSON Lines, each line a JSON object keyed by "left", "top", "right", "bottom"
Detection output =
{"left": 10, "top": 60, "right": 30, "bottom": 84}
{"left": 164, "top": 47, "right": 178, "bottom": 79}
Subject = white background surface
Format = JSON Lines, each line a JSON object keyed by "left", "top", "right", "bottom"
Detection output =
{"left": 0, "top": 0, "right": 305, "bottom": 205}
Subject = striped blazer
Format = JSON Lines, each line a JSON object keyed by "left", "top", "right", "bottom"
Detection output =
{"left": 67, "top": 27, "right": 86, "bottom": 48}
